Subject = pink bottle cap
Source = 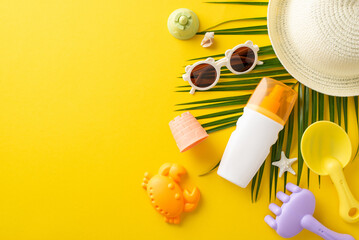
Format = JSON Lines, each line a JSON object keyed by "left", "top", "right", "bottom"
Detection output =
{"left": 169, "top": 112, "right": 209, "bottom": 152}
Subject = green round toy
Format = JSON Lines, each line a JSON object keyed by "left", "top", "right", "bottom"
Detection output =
{"left": 167, "top": 8, "right": 199, "bottom": 40}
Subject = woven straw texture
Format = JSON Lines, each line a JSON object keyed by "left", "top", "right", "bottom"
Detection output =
{"left": 268, "top": 0, "right": 359, "bottom": 96}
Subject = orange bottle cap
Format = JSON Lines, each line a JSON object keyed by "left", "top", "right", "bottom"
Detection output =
{"left": 246, "top": 77, "right": 297, "bottom": 125}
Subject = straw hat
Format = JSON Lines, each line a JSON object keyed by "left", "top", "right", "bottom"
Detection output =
{"left": 267, "top": 0, "right": 359, "bottom": 96}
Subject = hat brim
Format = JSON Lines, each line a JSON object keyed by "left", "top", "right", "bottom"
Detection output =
{"left": 267, "top": 0, "right": 359, "bottom": 97}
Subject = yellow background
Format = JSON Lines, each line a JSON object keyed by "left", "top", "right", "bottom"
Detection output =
{"left": 0, "top": 0, "right": 358, "bottom": 239}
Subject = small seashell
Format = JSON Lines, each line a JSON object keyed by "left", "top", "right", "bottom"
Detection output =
{"left": 201, "top": 32, "right": 214, "bottom": 48}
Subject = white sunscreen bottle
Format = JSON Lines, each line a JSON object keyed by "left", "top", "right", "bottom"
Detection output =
{"left": 217, "top": 77, "right": 297, "bottom": 188}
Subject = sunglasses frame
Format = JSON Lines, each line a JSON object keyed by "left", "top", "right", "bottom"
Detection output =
{"left": 182, "top": 40, "right": 263, "bottom": 94}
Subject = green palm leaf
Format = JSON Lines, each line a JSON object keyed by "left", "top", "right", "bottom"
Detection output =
{"left": 211, "top": 69, "right": 288, "bottom": 80}
{"left": 355, "top": 97, "right": 358, "bottom": 123}
{"left": 260, "top": 45, "right": 274, "bottom": 52}
{"left": 198, "top": 25, "right": 267, "bottom": 34}
{"left": 269, "top": 130, "right": 285, "bottom": 201}
{"left": 216, "top": 76, "right": 293, "bottom": 86}
{"left": 197, "top": 108, "right": 244, "bottom": 119}
{"left": 317, "top": 92, "right": 325, "bottom": 186}
{"left": 337, "top": 97, "right": 342, "bottom": 125}
{"left": 197, "top": 30, "right": 268, "bottom": 35}
{"left": 177, "top": 82, "right": 294, "bottom": 93}
{"left": 176, "top": 99, "right": 247, "bottom": 111}
{"left": 203, "top": 17, "right": 267, "bottom": 31}
{"left": 283, "top": 112, "right": 294, "bottom": 193}
{"left": 176, "top": 95, "right": 250, "bottom": 105}
{"left": 297, "top": 83, "right": 304, "bottom": 185}
{"left": 312, "top": 90, "right": 318, "bottom": 122}
{"left": 307, "top": 89, "right": 317, "bottom": 187}
{"left": 202, "top": 115, "right": 241, "bottom": 128}
{"left": 329, "top": 96, "right": 335, "bottom": 122}
{"left": 318, "top": 93, "right": 324, "bottom": 121}
{"left": 251, "top": 171, "right": 258, "bottom": 202}
{"left": 343, "top": 98, "right": 348, "bottom": 132}
{"left": 255, "top": 162, "right": 266, "bottom": 201}
{"left": 220, "top": 69, "right": 288, "bottom": 79}
{"left": 199, "top": 161, "right": 220, "bottom": 176}
{"left": 207, "top": 121, "right": 237, "bottom": 133}
{"left": 258, "top": 49, "right": 276, "bottom": 56}
{"left": 274, "top": 130, "right": 285, "bottom": 196}
{"left": 303, "top": 87, "right": 310, "bottom": 187}
{"left": 188, "top": 53, "right": 226, "bottom": 61}
{"left": 353, "top": 96, "right": 359, "bottom": 160}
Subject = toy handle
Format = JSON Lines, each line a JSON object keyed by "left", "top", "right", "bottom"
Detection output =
{"left": 327, "top": 160, "right": 359, "bottom": 223}
{"left": 301, "top": 215, "right": 354, "bottom": 240}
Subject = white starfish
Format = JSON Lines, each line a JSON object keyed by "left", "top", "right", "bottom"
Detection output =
{"left": 272, "top": 151, "right": 297, "bottom": 177}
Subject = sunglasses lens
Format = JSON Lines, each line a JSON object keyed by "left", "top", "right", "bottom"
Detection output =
{"left": 230, "top": 47, "right": 256, "bottom": 72}
{"left": 190, "top": 64, "right": 217, "bottom": 88}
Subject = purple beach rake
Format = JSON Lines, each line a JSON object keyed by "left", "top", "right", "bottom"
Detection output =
{"left": 265, "top": 183, "right": 354, "bottom": 239}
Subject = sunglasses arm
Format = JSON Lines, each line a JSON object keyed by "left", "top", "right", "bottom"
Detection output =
{"left": 190, "top": 87, "right": 196, "bottom": 95}
{"left": 257, "top": 60, "right": 264, "bottom": 65}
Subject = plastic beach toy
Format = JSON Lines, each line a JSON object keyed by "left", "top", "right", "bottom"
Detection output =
{"left": 167, "top": 8, "right": 199, "bottom": 40}
{"left": 218, "top": 77, "right": 297, "bottom": 188}
{"left": 169, "top": 112, "right": 208, "bottom": 152}
{"left": 265, "top": 183, "right": 354, "bottom": 240}
{"left": 301, "top": 121, "right": 359, "bottom": 223}
{"left": 142, "top": 163, "right": 200, "bottom": 224}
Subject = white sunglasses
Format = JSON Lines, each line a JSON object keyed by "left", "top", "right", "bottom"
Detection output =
{"left": 182, "top": 40, "right": 263, "bottom": 94}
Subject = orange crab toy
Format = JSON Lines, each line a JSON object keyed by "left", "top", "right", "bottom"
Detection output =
{"left": 142, "top": 163, "right": 200, "bottom": 224}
